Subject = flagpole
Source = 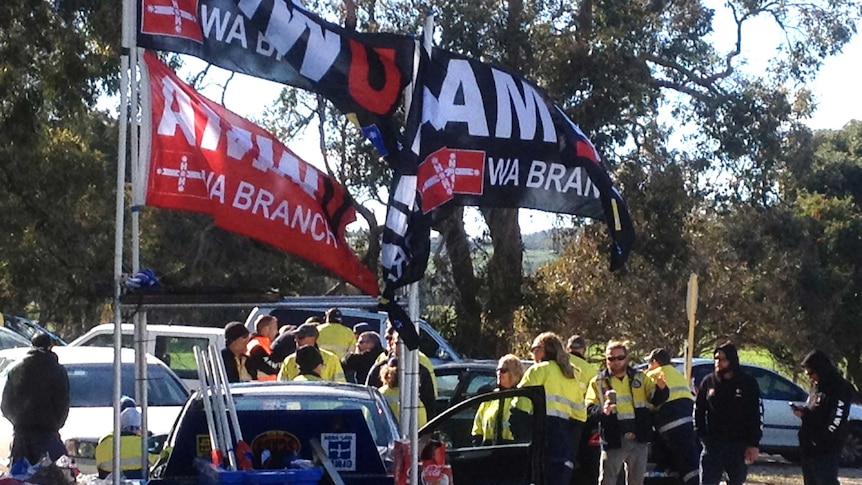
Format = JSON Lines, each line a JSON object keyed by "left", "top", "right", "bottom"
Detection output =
{"left": 113, "top": 0, "right": 134, "bottom": 481}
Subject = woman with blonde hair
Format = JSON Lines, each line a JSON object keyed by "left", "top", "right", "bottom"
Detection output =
{"left": 471, "top": 354, "right": 525, "bottom": 446}
{"left": 378, "top": 357, "right": 427, "bottom": 427}
{"left": 514, "top": 332, "right": 586, "bottom": 485}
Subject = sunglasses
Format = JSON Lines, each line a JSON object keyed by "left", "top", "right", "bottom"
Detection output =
{"left": 496, "top": 368, "right": 509, "bottom": 374}
{"left": 606, "top": 355, "right": 627, "bottom": 362}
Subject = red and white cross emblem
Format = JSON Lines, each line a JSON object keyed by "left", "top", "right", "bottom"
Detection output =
{"left": 418, "top": 147, "right": 485, "bottom": 213}
{"left": 155, "top": 155, "right": 206, "bottom": 194}
{"left": 140, "top": 0, "right": 204, "bottom": 42}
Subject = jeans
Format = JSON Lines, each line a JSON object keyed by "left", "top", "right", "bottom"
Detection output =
{"left": 801, "top": 452, "right": 840, "bottom": 485}
{"left": 700, "top": 438, "right": 747, "bottom": 485}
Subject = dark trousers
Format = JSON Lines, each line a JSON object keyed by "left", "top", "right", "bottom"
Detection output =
{"left": 10, "top": 429, "right": 66, "bottom": 465}
{"left": 801, "top": 452, "right": 840, "bottom": 485}
{"left": 700, "top": 438, "right": 747, "bottom": 485}
{"left": 545, "top": 417, "right": 578, "bottom": 485}
{"left": 658, "top": 421, "right": 700, "bottom": 485}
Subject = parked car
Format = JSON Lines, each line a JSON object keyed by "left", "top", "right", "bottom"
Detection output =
{"left": 0, "top": 327, "right": 31, "bottom": 351}
{"left": 0, "top": 347, "right": 189, "bottom": 473}
{"left": 680, "top": 357, "right": 862, "bottom": 466}
{"left": 151, "top": 381, "right": 401, "bottom": 485}
{"left": 0, "top": 313, "right": 66, "bottom": 346}
{"left": 245, "top": 296, "right": 462, "bottom": 366}
{"left": 69, "top": 323, "right": 225, "bottom": 389}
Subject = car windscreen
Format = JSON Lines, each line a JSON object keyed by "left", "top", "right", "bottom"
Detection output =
{"left": 233, "top": 393, "right": 396, "bottom": 448}
{"left": 66, "top": 363, "right": 188, "bottom": 407}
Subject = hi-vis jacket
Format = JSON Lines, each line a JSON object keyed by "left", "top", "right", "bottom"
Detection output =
{"left": 278, "top": 347, "right": 346, "bottom": 382}
{"left": 246, "top": 334, "right": 279, "bottom": 381}
{"left": 472, "top": 391, "right": 516, "bottom": 444}
{"left": 515, "top": 361, "right": 586, "bottom": 422}
{"left": 94, "top": 433, "right": 151, "bottom": 478}
{"left": 586, "top": 367, "right": 669, "bottom": 448}
{"left": 380, "top": 385, "right": 427, "bottom": 427}
{"left": 316, "top": 323, "right": 356, "bottom": 360}
{"left": 646, "top": 364, "right": 695, "bottom": 433}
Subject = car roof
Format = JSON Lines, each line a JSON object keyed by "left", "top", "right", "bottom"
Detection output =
{"left": 0, "top": 326, "right": 31, "bottom": 347}
{"left": 69, "top": 323, "right": 222, "bottom": 342}
{"left": 0, "top": 346, "right": 164, "bottom": 365}
{"left": 222, "top": 381, "right": 382, "bottom": 400}
{"left": 434, "top": 359, "right": 535, "bottom": 371}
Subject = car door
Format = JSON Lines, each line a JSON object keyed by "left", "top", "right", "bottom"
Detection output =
{"left": 419, "top": 386, "right": 546, "bottom": 485}
{"left": 742, "top": 365, "right": 808, "bottom": 450}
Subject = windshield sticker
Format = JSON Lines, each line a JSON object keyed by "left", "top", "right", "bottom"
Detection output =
{"left": 321, "top": 433, "right": 356, "bottom": 471}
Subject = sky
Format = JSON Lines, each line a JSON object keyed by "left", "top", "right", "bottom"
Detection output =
{"left": 169, "top": 9, "right": 862, "bottom": 236}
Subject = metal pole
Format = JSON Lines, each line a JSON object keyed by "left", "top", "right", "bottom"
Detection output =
{"left": 112, "top": 0, "right": 133, "bottom": 480}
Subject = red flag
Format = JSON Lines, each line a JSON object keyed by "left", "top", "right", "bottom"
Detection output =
{"left": 141, "top": 51, "right": 378, "bottom": 295}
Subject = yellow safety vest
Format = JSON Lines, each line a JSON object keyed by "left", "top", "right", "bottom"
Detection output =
{"left": 316, "top": 323, "right": 356, "bottom": 360}
{"left": 472, "top": 392, "right": 515, "bottom": 442}
{"left": 646, "top": 364, "right": 693, "bottom": 406}
{"left": 292, "top": 374, "right": 323, "bottom": 381}
{"left": 585, "top": 369, "right": 658, "bottom": 421}
{"left": 380, "top": 385, "right": 427, "bottom": 427}
{"left": 278, "top": 347, "right": 346, "bottom": 382}
{"left": 570, "top": 354, "right": 598, "bottom": 397}
{"left": 514, "top": 361, "right": 586, "bottom": 422}
{"left": 94, "top": 433, "right": 153, "bottom": 476}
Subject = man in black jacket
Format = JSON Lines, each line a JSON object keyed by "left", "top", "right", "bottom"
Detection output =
{"left": 1, "top": 332, "right": 70, "bottom": 465}
{"left": 793, "top": 350, "right": 856, "bottom": 485}
{"left": 694, "top": 341, "right": 762, "bottom": 485}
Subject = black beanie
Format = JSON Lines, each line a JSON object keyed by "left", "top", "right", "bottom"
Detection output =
{"left": 224, "top": 321, "right": 249, "bottom": 347}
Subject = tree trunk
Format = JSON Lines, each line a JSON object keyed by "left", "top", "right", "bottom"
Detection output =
{"left": 481, "top": 207, "right": 523, "bottom": 356}
{"left": 434, "top": 207, "right": 483, "bottom": 356}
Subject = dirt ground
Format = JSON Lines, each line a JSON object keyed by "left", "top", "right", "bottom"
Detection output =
{"left": 745, "top": 454, "right": 862, "bottom": 485}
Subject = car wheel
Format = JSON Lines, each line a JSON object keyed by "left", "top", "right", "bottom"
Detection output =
{"left": 841, "top": 422, "right": 862, "bottom": 467}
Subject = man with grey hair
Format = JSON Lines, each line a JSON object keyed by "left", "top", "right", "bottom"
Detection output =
{"left": 342, "top": 330, "right": 383, "bottom": 384}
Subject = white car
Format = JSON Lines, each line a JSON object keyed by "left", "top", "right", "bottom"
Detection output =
{"left": 68, "top": 323, "right": 225, "bottom": 390}
{"left": 0, "top": 347, "right": 190, "bottom": 473}
{"left": 681, "top": 357, "right": 862, "bottom": 466}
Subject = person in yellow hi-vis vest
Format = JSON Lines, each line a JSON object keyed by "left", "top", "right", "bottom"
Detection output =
{"left": 277, "top": 324, "right": 345, "bottom": 382}
{"left": 471, "top": 354, "right": 524, "bottom": 446}
{"left": 586, "top": 340, "right": 668, "bottom": 485}
{"left": 316, "top": 308, "right": 356, "bottom": 361}
{"left": 645, "top": 348, "right": 699, "bottom": 485}
{"left": 378, "top": 357, "right": 427, "bottom": 427}
{"left": 512, "top": 332, "right": 586, "bottom": 485}
{"left": 95, "top": 406, "right": 153, "bottom": 479}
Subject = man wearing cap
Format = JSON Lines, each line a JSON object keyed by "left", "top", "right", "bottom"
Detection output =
{"left": 245, "top": 315, "right": 280, "bottom": 381}
{"left": 222, "top": 321, "right": 252, "bottom": 383}
{"left": 316, "top": 308, "right": 356, "bottom": 360}
{"left": 342, "top": 331, "right": 384, "bottom": 384}
{"left": 1, "top": 332, "right": 69, "bottom": 465}
{"left": 645, "top": 348, "right": 699, "bottom": 485}
{"left": 94, "top": 404, "right": 149, "bottom": 479}
{"left": 277, "top": 323, "right": 346, "bottom": 382}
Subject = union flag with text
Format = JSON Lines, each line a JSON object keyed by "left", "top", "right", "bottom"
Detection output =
{"left": 140, "top": 51, "right": 378, "bottom": 295}
{"left": 136, "top": 0, "right": 413, "bottom": 165}
{"left": 381, "top": 47, "right": 635, "bottom": 292}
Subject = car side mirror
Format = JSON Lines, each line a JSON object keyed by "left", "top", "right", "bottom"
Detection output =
{"left": 436, "top": 349, "right": 451, "bottom": 361}
{"left": 148, "top": 434, "right": 167, "bottom": 455}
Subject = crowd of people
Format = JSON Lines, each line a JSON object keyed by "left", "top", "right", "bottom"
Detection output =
{"left": 0, "top": 313, "right": 857, "bottom": 485}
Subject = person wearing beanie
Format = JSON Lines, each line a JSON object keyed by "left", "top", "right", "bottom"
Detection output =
{"left": 793, "top": 349, "right": 857, "bottom": 485}
{"left": 293, "top": 345, "right": 324, "bottom": 381}
{"left": 645, "top": 349, "right": 699, "bottom": 485}
{"left": 694, "top": 341, "right": 762, "bottom": 485}
{"left": 1, "top": 332, "right": 69, "bottom": 465}
{"left": 221, "top": 321, "right": 252, "bottom": 383}
{"left": 277, "top": 323, "right": 345, "bottom": 382}
{"left": 94, "top": 407, "right": 147, "bottom": 479}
